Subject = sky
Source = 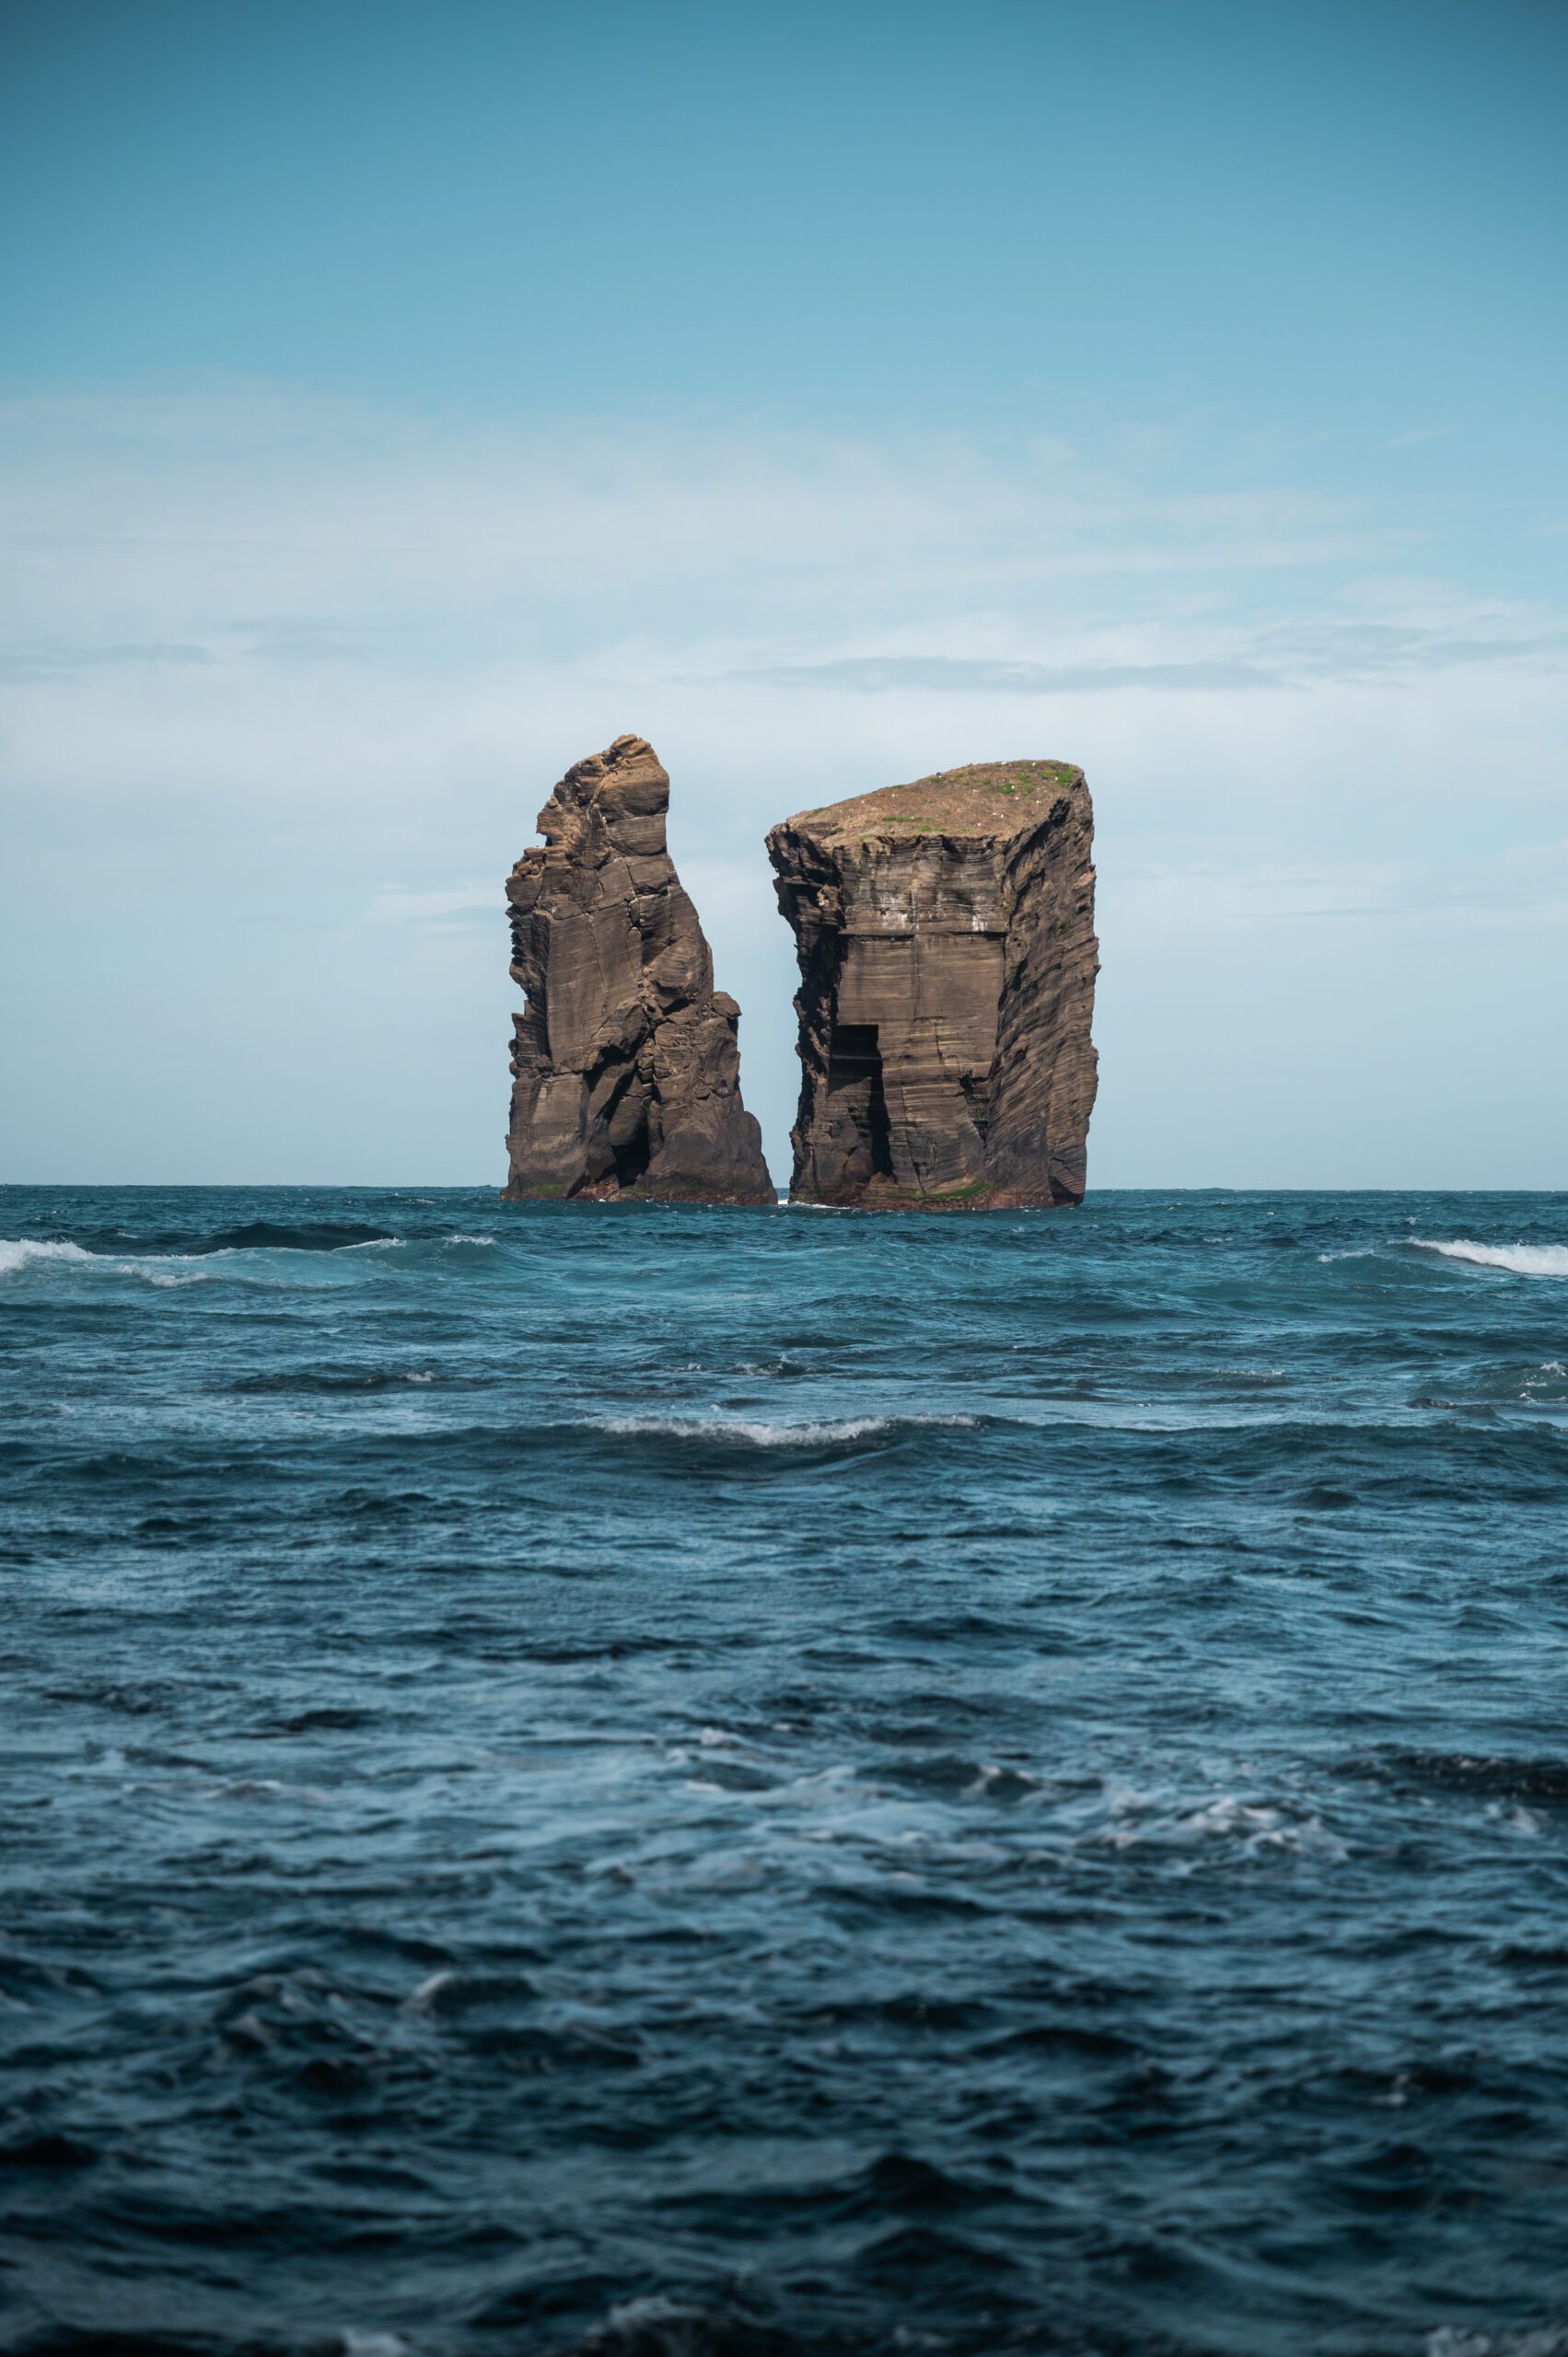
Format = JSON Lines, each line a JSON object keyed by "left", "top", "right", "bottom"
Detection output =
{"left": 2, "top": 0, "right": 1565, "bottom": 1189}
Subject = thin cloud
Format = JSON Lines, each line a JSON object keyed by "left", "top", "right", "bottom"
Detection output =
{"left": 0, "top": 383, "right": 1395, "bottom": 659}
{"left": 1378, "top": 425, "right": 1454, "bottom": 451}
{"left": 1254, "top": 617, "right": 1567, "bottom": 679}
{"left": 728, "top": 626, "right": 1565, "bottom": 701}
{"left": 0, "top": 638, "right": 214, "bottom": 681}
{"left": 365, "top": 885, "right": 498, "bottom": 926}
{"left": 731, "top": 656, "right": 1284, "bottom": 695}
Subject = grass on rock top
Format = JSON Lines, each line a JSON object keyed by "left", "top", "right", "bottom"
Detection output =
{"left": 784, "top": 760, "right": 1084, "bottom": 844}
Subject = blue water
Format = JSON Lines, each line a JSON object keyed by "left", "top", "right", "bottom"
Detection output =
{"left": 3, "top": 1187, "right": 1568, "bottom": 2357}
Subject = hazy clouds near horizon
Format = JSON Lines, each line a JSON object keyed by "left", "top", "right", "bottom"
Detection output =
{"left": 3, "top": 0, "right": 1564, "bottom": 1189}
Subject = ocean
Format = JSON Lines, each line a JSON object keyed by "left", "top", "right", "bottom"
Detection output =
{"left": 2, "top": 1185, "right": 1566, "bottom": 2357}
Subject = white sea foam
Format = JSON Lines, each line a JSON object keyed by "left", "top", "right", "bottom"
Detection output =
{"left": 405, "top": 1969, "right": 458, "bottom": 2013}
{"left": 594, "top": 1413, "right": 889, "bottom": 1446}
{"left": 589, "top": 1411, "right": 977, "bottom": 1447}
{"left": 1098, "top": 1785, "right": 1349, "bottom": 1864}
{"left": 0, "top": 1237, "right": 209, "bottom": 1284}
{"left": 1428, "top": 2330, "right": 1568, "bottom": 2357}
{"left": 0, "top": 1232, "right": 417, "bottom": 1284}
{"left": 444, "top": 1232, "right": 496, "bottom": 1246}
{"left": 1412, "top": 1239, "right": 1568, "bottom": 1278}
{"left": 0, "top": 1238, "right": 96, "bottom": 1275}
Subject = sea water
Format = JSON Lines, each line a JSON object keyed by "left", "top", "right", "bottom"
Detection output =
{"left": 2, "top": 1185, "right": 1566, "bottom": 2357}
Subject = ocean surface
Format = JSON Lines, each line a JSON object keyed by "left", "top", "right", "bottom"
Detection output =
{"left": 3, "top": 1185, "right": 1567, "bottom": 2357}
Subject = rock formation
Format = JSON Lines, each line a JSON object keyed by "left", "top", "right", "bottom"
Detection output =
{"left": 505, "top": 736, "right": 773, "bottom": 1202}
{"left": 766, "top": 761, "right": 1098, "bottom": 1207}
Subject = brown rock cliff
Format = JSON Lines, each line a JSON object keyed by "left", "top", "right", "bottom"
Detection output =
{"left": 505, "top": 736, "right": 773, "bottom": 1202}
{"left": 766, "top": 761, "right": 1098, "bottom": 1207}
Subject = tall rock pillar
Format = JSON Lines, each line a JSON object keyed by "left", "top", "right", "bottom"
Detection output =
{"left": 505, "top": 736, "right": 773, "bottom": 1203}
{"left": 766, "top": 761, "right": 1098, "bottom": 1207}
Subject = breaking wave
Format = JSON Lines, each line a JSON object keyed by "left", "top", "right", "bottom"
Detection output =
{"left": 1411, "top": 1238, "right": 1568, "bottom": 1277}
{"left": 0, "top": 1237, "right": 97, "bottom": 1276}
{"left": 0, "top": 1237, "right": 211, "bottom": 1286}
{"left": 0, "top": 1223, "right": 401, "bottom": 1283}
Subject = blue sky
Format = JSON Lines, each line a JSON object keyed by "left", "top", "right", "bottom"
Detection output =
{"left": 3, "top": 0, "right": 1564, "bottom": 1185}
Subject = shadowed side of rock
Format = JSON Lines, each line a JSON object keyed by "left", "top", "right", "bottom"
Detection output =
{"left": 766, "top": 761, "right": 1098, "bottom": 1207}
{"left": 505, "top": 736, "right": 773, "bottom": 1203}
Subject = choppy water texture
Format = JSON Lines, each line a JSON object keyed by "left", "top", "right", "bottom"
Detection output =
{"left": 3, "top": 1187, "right": 1568, "bottom": 2357}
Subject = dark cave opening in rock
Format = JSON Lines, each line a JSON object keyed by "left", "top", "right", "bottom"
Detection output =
{"left": 826, "top": 1022, "right": 893, "bottom": 1183}
{"left": 610, "top": 1118, "right": 654, "bottom": 1191}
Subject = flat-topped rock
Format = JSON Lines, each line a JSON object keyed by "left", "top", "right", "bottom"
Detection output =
{"left": 505, "top": 736, "right": 773, "bottom": 1204}
{"left": 787, "top": 759, "right": 1087, "bottom": 845}
{"left": 767, "top": 761, "right": 1098, "bottom": 1207}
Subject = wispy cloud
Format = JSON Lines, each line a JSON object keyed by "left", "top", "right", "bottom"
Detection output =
{"left": 1378, "top": 424, "right": 1454, "bottom": 451}
{"left": 4, "top": 386, "right": 1564, "bottom": 809}
{"left": 1109, "top": 847, "right": 1568, "bottom": 946}
{"left": 730, "top": 656, "right": 1283, "bottom": 695}
{"left": 728, "top": 630, "right": 1567, "bottom": 697}
{"left": 0, "top": 384, "right": 1393, "bottom": 662}
{"left": 365, "top": 885, "right": 498, "bottom": 927}
{"left": 0, "top": 638, "right": 215, "bottom": 682}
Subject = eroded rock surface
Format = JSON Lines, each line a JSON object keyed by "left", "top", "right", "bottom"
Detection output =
{"left": 766, "top": 760, "right": 1098, "bottom": 1206}
{"left": 505, "top": 736, "right": 773, "bottom": 1202}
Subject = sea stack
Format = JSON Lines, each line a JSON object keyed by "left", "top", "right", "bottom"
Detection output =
{"left": 504, "top": 736, "right": 773, "bottom": 1202}
{"left": 766, "top": 761, "right": 1098, "bottom": 1207}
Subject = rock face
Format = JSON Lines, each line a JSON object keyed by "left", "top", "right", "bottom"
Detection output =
{"left": 766, "top": 761, "right": 1098, "bottom": 1207}
{"left": 505, "top": 736, "right": 773, "bottom": 1202}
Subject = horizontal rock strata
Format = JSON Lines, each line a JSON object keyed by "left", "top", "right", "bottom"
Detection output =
{"left": 766, "top": 760, "right": 1098, "bottom": 1207}
{"left": 505, "top": 736, "right": 773, "bottom": 1203}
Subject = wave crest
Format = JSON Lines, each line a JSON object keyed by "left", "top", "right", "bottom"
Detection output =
{"left": 0, "top": 1237, "right": 211, "bottom": 1285}
{"left": 0, "top": 1238, "right": 96, "bottom": 1276}
{"left": 1412, "top": 1239, "right": 1568, "bottom": 1278}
